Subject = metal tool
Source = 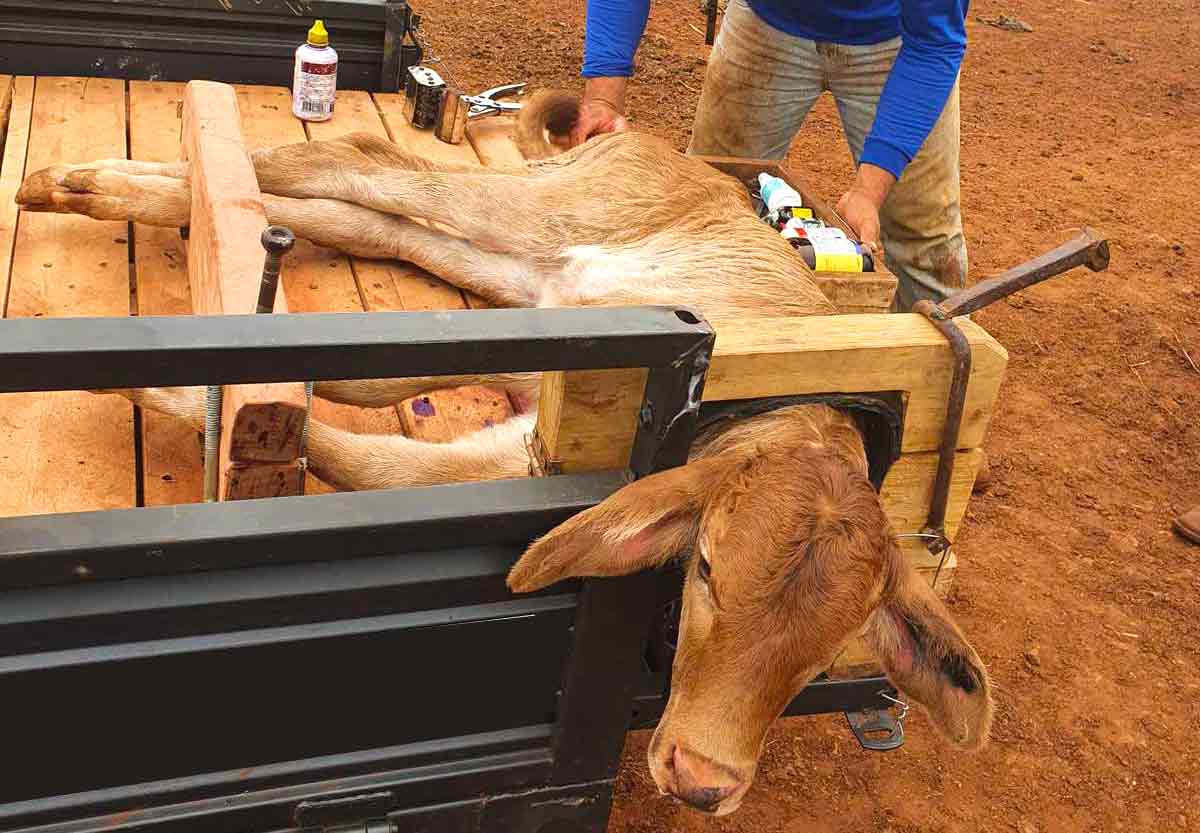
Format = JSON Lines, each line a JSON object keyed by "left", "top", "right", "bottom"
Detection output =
{"left": 202, "top": 225, "right": 298, "bottom": 502}
{"left": 912, "top": 227, "right": 1110, "bottom": 575}
{"left": 463, "top": 82, "right": 525, "bottom": 118}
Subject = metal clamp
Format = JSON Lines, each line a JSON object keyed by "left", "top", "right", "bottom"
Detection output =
{"left": 912, "top": 228, "right": 1110, "bottom": 567}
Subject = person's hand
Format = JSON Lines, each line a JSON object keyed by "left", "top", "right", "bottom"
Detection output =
{"left": 566, "top": 77, "right": 631, "bottom": 148}
{"left": 835, "top": 163, "right": 896, "bottom": 255}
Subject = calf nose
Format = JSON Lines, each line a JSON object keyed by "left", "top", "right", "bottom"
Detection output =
{"left": 669, "top": 745, "right": 744, "bottom": 813}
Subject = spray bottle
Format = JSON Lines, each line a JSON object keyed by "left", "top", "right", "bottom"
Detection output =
{"left": 293, "top": 20, "right": 338, "bottom": 122}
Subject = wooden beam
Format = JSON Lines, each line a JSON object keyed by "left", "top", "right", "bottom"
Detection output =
{"left": 180, "top": 80, "right": 307, "bottom": 501}
{"left": 0, "top": 76, "right": 32, "bottom": 318}
{"left": 535, "top": 313, "right": 1007, "bottom": 477}
{"left": 813, "top": 273, "right": 898, "bottom": 314}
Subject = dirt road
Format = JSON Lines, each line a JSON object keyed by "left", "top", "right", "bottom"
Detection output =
{"left": 417, "top": 0, "right": 1199, "bottom": 828}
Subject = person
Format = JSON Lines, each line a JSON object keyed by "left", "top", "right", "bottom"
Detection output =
{"left": 572, "top": 0, "right": 969, "bottom": 311}
{"left": 1176, "top": 506, "right": 1200, "bottom": 545}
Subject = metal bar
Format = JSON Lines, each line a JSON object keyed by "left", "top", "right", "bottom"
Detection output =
{"left": 1, "top": 740, "right": 553, "bottom": 833}
{"left": 939, "top": 227, "right": 1109, "bottom": 319}
{"left": 0, "top": 306, "right": 715, "bottom": 392}
{"left": 550, "top": 314, "right": 715, "bottom": 786}
{"left": 0, "top": 471, "right": 629, "bottom": 591}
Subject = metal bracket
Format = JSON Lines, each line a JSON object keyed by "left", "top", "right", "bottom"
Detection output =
{"left": 525, "top": 430, "right": 562, "bottom": 477}
{"left": 845, "top": 704, "right": 906, "bottom": 752}
{"left": 911, "top": 227, "right": 1110, "bottom": 563}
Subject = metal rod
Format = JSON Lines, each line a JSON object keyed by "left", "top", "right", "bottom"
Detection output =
{"left": 257, "top": 226, "right": 295, "bottom": 314}
{"left": 202, "top": 385, "right": 223, "bottom": 503}
{"left": 912, "top": 300, "right": 971, "bottom": 546}
{"left": 939, "top": 227, "right": 1109, "bottom": 319}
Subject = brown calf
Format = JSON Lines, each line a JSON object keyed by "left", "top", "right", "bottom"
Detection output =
{"left": 15, "top": 91, "right": 991, "bottom": 814}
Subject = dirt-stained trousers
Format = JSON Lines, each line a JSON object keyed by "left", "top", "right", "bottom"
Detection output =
{"left": 687, "top": 0, "right": 968, "bottom": 310}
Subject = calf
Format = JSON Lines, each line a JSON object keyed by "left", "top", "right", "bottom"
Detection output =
{"left": 15, "top": 91, "right": 992, "bottom": 814}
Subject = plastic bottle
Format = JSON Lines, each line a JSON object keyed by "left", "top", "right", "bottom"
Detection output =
{"left": 757, "top": 173, "right": 804, "bottom": 214}
{"left": 293, "top": 20, "right": 338, "bottom": 122}
{"left": 781, "top": 221, "right": 875, "bottom": 272}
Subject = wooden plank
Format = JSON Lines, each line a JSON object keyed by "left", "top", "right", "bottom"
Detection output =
{"left": 0, "top": 75, "right": 12, "bottom": 165}
{"left": 374, "top": 92, "right": 483, "bottom": 167}
{"left": 0, "top": 76, "right": 135, "bottom": 516}
{"left": 181, "top": 80, "right": 307, "bottom": 500}
{"left": 234, "top": 84, "right": 402, "bottom": 494}
{"left": 466, "top": 117, "right": 527, "bottom": 168}
{"left": 0, "top": 76, "right": 32, "bottom": 317}
{"left": 812, "top": 273, "right": 897, "bottom": 314}
{"left": 128, "top": 80, "right": 203, "bottom": 507}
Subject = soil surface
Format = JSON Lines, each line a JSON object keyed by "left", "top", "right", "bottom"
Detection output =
{"left": 418, "top": 0, "right": 1199, "bottom": 829}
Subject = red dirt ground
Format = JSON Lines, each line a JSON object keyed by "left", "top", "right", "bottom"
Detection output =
{"left": 417, "top": 0, "right": 1200, "bottom": 829}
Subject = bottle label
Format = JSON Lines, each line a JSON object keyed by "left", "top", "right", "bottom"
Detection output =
{"left": 758, "top": 174, "right": 804, "bottom": 213}
{"left": 810, "top": 236, "right": 864, "bottom": 272}
{"left": 295, "top": 60, "right": 338, "bottom": 117}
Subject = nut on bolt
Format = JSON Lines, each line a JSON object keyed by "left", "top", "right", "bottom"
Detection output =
{"left": 262, "top": 225, "right": 296, "bottom": 255}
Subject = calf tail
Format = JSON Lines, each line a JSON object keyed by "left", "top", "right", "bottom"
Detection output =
{"left": 514, "top": 89, "right": 580, "bottom": 160}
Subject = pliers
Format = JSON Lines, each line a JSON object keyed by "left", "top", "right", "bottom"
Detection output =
{"left": 462, "top": 83, "right": 526, "bottom": 119}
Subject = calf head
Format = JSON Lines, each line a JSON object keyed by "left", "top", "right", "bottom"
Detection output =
{"left": 508, "top": 444, "right": 991, "bottom": 815}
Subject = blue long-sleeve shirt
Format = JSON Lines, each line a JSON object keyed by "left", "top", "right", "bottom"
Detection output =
{"left": 582, "top": 0, "right": 967, "bottom": 179}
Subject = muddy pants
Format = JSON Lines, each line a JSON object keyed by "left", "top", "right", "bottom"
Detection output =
{"left": 687, "top": 0, "right": 967, "bottom": 310}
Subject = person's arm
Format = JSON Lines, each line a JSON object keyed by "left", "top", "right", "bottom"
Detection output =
{"left": 837, "top": 0, "right": 968, "bottom": 248}
{"left": 571, "top": 0, "right": 652, "bottom": 146}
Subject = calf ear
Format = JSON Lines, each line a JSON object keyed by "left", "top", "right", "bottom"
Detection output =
{"left": 864, "top": 557, "right": 993, "bottom": 750}
{"left": 507, "top": 456, "right": 732, "bottom": 593}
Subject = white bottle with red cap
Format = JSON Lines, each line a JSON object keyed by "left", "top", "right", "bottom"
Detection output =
{"left": 292, "top": 20, "right": 338, "bottom": 122}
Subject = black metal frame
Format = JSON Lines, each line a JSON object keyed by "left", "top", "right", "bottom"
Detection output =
{"left": 0, "top": 304, "right": 895, "bottom": 833}
{"left": 0, "top": 0, "right": 422, "bottom": 92}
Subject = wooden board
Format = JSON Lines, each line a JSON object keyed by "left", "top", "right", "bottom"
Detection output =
{"left": 235, "top": 84, "right": 403, "bottom": 495}
{"left": 0, "top": 76, "right": 32, "bottom": 318}
{"left": 180, "top": 80, "right": 308, "bottom": 500}
{"left": 0, "top": 76, "right": 135, "bottom": 516}
{"left": 128, "top": 81, "right": 203, "bottom": 507}
{"left": 466, "top": 117, "right": 527, "bottom": 168}
{"left": 0, "top": 76, "right": 12, "bottom": 172}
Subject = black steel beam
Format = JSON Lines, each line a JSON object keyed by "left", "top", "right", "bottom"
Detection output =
{"left": 0, "top": 306, "right": 714, "bottom": 392}
{"left": 0, "top": 471, "right": 629, "bottom": 591}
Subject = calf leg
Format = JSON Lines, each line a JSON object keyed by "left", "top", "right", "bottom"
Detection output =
{"left": 306, "top": 415, "right": 534, "bottom": 491}
{"left": 88, "top": 388, "right": 533, "bottom": 490}
{"left": 316, "top": 372, "right": 540, "bottom": 412}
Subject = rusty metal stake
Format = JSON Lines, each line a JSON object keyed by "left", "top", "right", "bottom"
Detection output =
{"left": 914, "top": 227, "right": 1110, "bottom": 575}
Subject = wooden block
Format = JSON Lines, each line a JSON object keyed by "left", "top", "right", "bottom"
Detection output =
{"left": 0, "top": 76, "right": 32, "bottom": 318}
{"left": 536, "top": 313, "right": 1007, "bottom": 477}
{"left": 128, "top": 81, "right": 204, "bottom": 507}
{"left": 0, "top": 76, "right": 135, "bottom": 516}
{"left": 466, "top": 117, "right": 527, "bottom": 168}
{"left": 181, "top": 80, "right": 307, "bottom": 499}
{"left": 812, "top": 273, "right": 896, "bottom": 314}
{"left": 880, "top": 448, "right": 982, "bottom": 542}
{"left": 225, "top": 460, "right": 306, "bottom": 500}
{"left": 235, "top": 84, "right": 403, "bottom": 494}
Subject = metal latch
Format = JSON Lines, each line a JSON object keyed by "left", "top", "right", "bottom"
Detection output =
{"left": 844, "top": 692, "right": 909, "bottom": 752}
{"left": 294, "top": 791, "right": 396, "bottom": 833}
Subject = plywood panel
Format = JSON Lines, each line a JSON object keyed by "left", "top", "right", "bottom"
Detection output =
{"left": 0, "top": 76, "right": 135, "bottom": 516}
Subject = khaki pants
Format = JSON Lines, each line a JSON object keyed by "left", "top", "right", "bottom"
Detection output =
{"left": 687, "top": 0, "right": 967, "bottom": 310}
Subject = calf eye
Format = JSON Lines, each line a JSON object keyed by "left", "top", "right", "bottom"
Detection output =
{"left": 697, "top": 555, "right": 712, "bottom": 583}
